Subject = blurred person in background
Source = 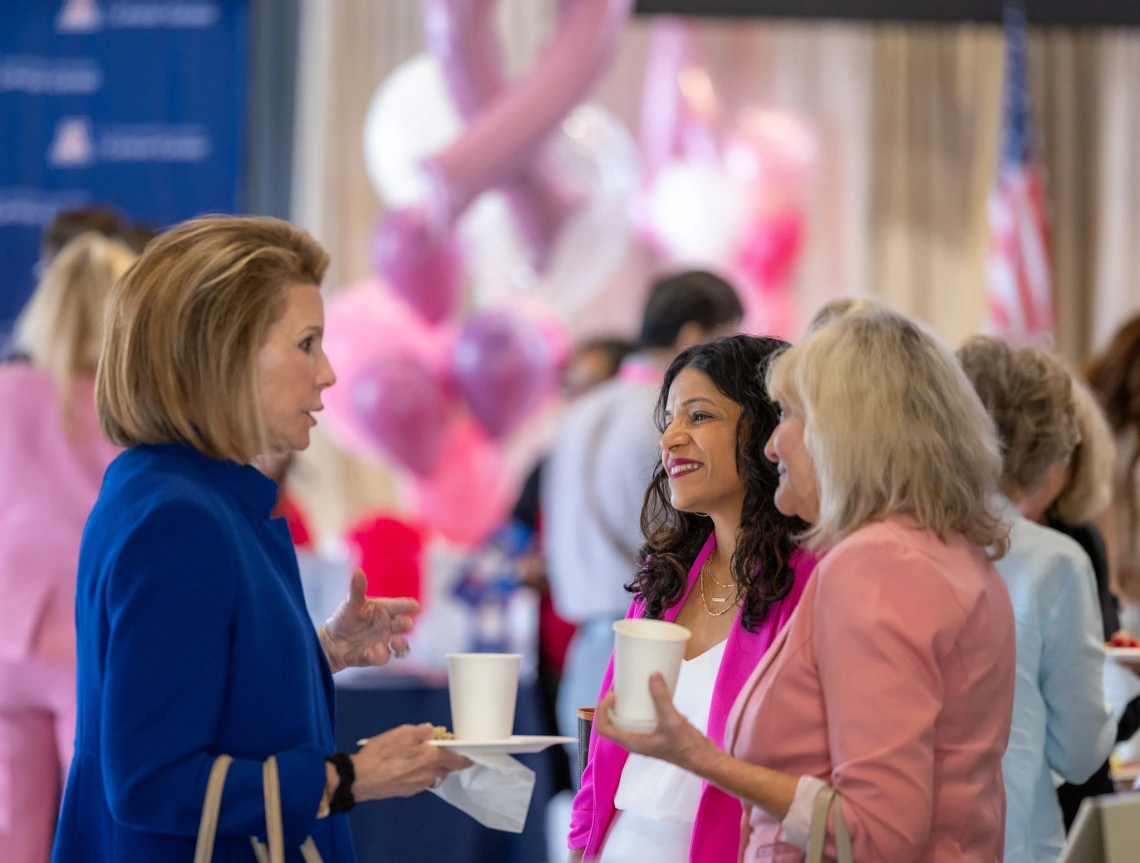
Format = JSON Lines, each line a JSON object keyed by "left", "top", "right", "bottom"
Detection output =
{"left": 512, "top": 337, "right": 635, "bottom": 795}
{"left": 0, "top": 233, "right": 136, "bottom": 863}
{"left": 1033, "top": 373, "right": 1140, "bottom": 828}
{"left": 1085, "top": 315, "right": 1140, "bottom": 632}
{"left": 542, "top": 271, "right": 742, "bottom": 747}
{"left": 3, "top": 206, "right": 155, "bottom": 365}
{"left": 959, "top": 336, "right": 1115, "bottom": 863}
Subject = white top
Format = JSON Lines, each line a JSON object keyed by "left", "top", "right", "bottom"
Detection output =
{"left": 614, "top": 639, "right": 727, "bottom": 819}
{"left": 599, "top": 640, "right": 727, "bottom": 863}
{"left": 541, "top": 373, "right": 661, "bottom": 622}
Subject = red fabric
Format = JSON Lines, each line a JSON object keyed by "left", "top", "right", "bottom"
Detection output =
{"left": 273, "top": 493, "right": 314, "bottom": 550}
{"left": 345, "top": 515, "right": 424, "bottom": 602}
{"left": 538, "top": 593, "right": 576, "bottom": 673}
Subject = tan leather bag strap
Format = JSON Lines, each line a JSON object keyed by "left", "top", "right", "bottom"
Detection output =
{"left": 196, "top": 753, "right": 324, "bottom": 863}
{"left": 194, "top": 755, "right": 234, "bottom": 863}
{"left": 804, "top": 785, "right": 853, "bottom": 863}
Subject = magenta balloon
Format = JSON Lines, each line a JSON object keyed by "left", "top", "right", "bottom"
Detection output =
{"left": 421, "top": 0, "right": 577, "bottom": 269}
{"left": 421, "top": 0, "right": 632, "bottom": 225}
{"left": 410, "top": 418, "right": 514, "bottom": 548}
{"left": 353, "top": 355, "right": 452, "bottom": 476}
{"left": 451, "top": 312, "right": 551, "bottom": 439}
{"left": 371, "top": 210, "right": 463, "bottom": 326}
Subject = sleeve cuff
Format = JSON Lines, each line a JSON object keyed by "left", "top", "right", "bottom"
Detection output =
{"left": 779, "top": 775, "right": 829, "bottom": 850}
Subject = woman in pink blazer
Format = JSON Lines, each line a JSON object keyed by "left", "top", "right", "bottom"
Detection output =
{"left": 595, "top": 310, "right": 1017, "bottom": 862}
{"left": 569, "top": 336, "right": 815, "bottom": 863}
{"left": 0, "top": 233, "right": 134, "bottom": 863}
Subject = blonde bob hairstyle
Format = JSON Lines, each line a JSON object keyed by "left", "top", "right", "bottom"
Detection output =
{"left": 96, "top": 215, "right": 330, "bottom": 464}
{"left": 767, "top": 310, "right": 1008, "bottom": 557}
{"left": 15, "top": 231, "right": 136, "bottom": 418}
{"left": 1052, "top": 374, "right": 1115, "bottom": 525}
{"left": 956, "top": 336, "right": 1080, "bottom": 497}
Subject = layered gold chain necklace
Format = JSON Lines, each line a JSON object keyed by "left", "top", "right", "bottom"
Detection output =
{"left": 699, "top": 547, "right": 740, "bottom": 617}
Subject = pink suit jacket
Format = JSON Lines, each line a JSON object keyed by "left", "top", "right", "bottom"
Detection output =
{"left": 569, "top": 533, "right": 817, "bottom": 862}
{"left": 0, "top": 366, "right": 118, "bottom": 716}
{"left": 725, "top": 519, "right": 1016, "bottom": 863}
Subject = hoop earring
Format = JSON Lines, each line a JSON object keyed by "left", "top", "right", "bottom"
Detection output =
{"left": 691, "top": 512, "right": 709, "bottom": 518}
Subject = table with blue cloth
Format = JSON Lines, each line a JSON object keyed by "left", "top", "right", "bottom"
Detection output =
{"left": 335, "top": 669, "right": 555, "bottom": 863}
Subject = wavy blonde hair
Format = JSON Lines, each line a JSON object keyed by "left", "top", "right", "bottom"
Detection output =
{"left": 956, "top": 336, "right": 1079, "bottom": 497}
{"left": 1052, "top": 375, "right": 1115, "bottom": 524}
{"left": 805, "top": 296, "right": 883, "bottom": 334}
{"left": 14, "top": 231, "right": 137, "bottom": 423}
{"left": 96, "top": 215, "right": 329, "bottom": 463}
{"left": 767, "top": 310, "right": 1008, "bottom": 556}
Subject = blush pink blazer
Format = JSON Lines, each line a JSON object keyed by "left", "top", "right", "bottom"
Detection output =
{"left": 0, "top": 366, "right": 118, "bottom": 711}
{"left": 725, "top": 519, "right": 1016, "bottom": 863}
{"left": 569, "top": 533, "right": 817, "bottom": 862}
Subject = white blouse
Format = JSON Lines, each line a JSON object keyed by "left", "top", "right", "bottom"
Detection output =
{"left": 599, "top": 639, "right": 727, "bottom": 863}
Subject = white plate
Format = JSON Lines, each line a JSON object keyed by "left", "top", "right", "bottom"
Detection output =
{"left": 354, "top": 734, "right": 575, "bottom": 755}
{"left": 1106, "top": 647, "right": 1140, "bottom": 665}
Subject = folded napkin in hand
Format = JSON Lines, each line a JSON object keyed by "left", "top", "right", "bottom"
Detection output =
{"left": 431, "top": 752, "right": 536, "bottom": 833}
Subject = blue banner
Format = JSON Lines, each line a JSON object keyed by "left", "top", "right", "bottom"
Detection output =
{"left": 0, "top": 0, "right": 248, "bottom": 335}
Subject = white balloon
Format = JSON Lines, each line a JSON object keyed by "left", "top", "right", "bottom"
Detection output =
{"left": 362, "top": 54, "right": 462, "bottom": 209}
{"left": 647, "top": 161, "right": 751, "bottom": 266}
{"left": 459, "top": 104, "right": 640, "bottom": 321}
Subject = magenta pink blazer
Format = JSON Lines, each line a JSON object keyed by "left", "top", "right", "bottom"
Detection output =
{"left": 568, "top": 533, "right": 816, "bottom": 862}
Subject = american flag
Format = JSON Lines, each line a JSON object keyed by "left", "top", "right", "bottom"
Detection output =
{"left": 983, "top": 4, "right": 1054, "bottom": 345}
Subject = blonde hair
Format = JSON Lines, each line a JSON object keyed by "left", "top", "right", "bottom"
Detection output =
{"left": 768, "top": 310, "right": 1008, "bottom": 556}
{"left": 805, "top": 297, "right": 883, "bottom": 334}
{"left": 956, "top": 336, "right": 1079, "bottom": 497}
{"left": 14, "top": 231, "right": 136, "bottom": 420}
{"left": 1052, "top": 375, "right": 1115, "bottom": 524}
{"left": 96, "top": 215, "right": 330, "bottom": 463}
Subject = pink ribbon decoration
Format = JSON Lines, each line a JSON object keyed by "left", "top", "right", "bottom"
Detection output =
{"left": 423, "top": 0, "right": 576, "bottom": 269}
{"left": 376, "top": 0, "right": 632, "bottom": 324}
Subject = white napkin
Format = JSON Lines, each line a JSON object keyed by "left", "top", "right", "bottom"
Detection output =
{"left": 431, "top": 752, "right": 536, "bottom": 833}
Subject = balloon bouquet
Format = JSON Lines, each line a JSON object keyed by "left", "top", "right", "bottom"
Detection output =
{"left": 322, "top": 0, "right": 637, "bottom": 588}
{"left": 638, "top": 17, "right": 819, "bottom": 338}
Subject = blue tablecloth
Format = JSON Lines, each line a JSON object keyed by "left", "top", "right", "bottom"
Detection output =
{"left": 335, "top": 672, "right": 554, "bottom": 863}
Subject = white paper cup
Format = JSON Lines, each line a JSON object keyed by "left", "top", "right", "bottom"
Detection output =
{"left": 446, "top": 653, "right": 521, "bottom": 741}
{"left": 610, "top": 619, "right": 691, "bottom": 732}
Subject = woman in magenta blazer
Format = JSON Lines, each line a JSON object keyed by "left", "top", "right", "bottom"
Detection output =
{"left": 0, "top": 233, "right": 135, "bottom": 863}
{"left": 594, "top": 310, "right": 1016, "bottom": 862}
{"left": 569, "top": 336, "right": 815, "bottom": 863}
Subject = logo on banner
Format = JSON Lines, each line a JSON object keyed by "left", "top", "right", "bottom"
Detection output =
{"left": 56, "top": 0, "right": 102, "bottom": 33}
{"left": 48, "top": 117, "right": 95, "bottom": 168}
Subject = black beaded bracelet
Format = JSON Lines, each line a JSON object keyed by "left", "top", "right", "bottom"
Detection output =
{"left": 325, "top": 753, "right": 356, "bottom": 814}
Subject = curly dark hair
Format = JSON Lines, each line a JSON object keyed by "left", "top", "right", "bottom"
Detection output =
{"left": 628, "top": 335, "right": 806, "bottom": 632}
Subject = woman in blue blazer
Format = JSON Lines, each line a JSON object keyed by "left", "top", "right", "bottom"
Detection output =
{"left": 51, "top": 216, "right": 469, "bottom": 863}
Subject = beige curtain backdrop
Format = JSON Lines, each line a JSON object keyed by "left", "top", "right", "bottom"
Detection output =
{"left": 291, "top": 3, "right": 1140, "bottom": 541}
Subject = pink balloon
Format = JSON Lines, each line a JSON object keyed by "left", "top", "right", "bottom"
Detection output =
{"left": 736, "top": 209, "right": 804, "bottom": 290}
{"left": 322, "top": 280, "right": 451, "bottom": 460}
{"left": 371, "top": 209, "right": 463, "bottom": 325}
{"left": 410, "top": 418, "right": 515, "bottom": 548}
{"left": 354, "top": 355, "right": 451, "bottom": 476}
{"left": 451, "top": 312, "right": 552, "bottom": 440}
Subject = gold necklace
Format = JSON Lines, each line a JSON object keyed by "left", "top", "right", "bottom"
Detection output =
{"left": 699, "top": 552, "right": 739, "bottom": 617}
{"left": 703, "top": 547, "right": 735, "bottom": 588}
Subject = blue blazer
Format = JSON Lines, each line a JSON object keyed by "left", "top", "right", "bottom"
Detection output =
{"left": 52, "top": 443, "right": 355, "bottom": 862}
